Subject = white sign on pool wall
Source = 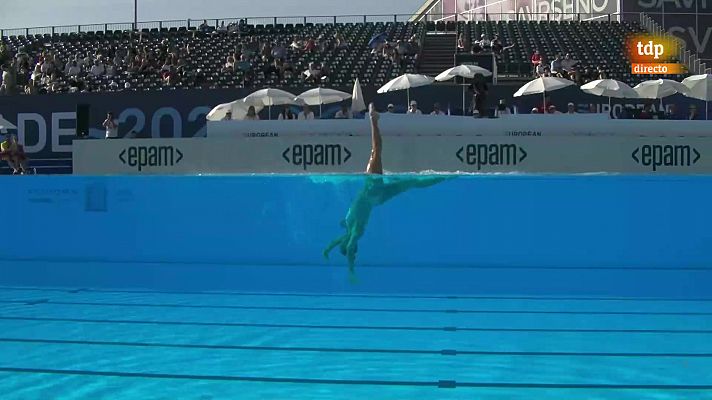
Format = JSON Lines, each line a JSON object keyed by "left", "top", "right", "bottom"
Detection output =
{"left": 207, "top": 114, "right": 712, "bottom": 139}
{"left": 74, "top": 135, "right": 712, "bottom": 175}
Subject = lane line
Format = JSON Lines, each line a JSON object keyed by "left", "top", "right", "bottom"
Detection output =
{"left": 1, "top": 316, "right": 711, "bottom": 334}
{"left": 2, "top": 337, "right": 712, "bottom": 358}
{"left": 0, "top": 367, "right": 711, "bottom": 390}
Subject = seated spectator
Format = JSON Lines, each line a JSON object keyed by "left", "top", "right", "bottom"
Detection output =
{"left": 0, "top": 134, "right": 28, "bottom": 174}
{"left": 218, "top": 21, "right": 228, "bottom": 33}
{"left": 560, "top": 53, "right": 578, "bottom": 77}
{"left": 66, "top": 61, "right": 81, "bottom": 76}
{"left": 588, "top": 103, "right": 598, "bottom": 113}
{"left": 477, "top": 34, "right": 491, "bottom": 51}
{"left": 223, "top": 56, "right": 235, "bottom": 73}
{"left": 596, "top": 66, "right": 606, "bottom": 80}
{"left": 1, "top": 65, "right": 17, "bottom": 96}
{"left": 566, "top": 102, "right": 577, "bottom": 114}
{"left": 537, "top": 95, "right": 552, "bottom": 113}
{"left": 0, "top": 42, "right": 8, "bottom": 64}
{"left": 430, "top": 102, "right": 446, "bottom": 115}
{"left": 271, "top": 42, "right": 287, "bottom": 60}
{"left": 298, "top": 104, "right": 315, "bottom": 120}
{"left": 278, "top": 105, "right": 297, "bottom": 120}
{"left": 199, "top": 20, "right": 211, "bottom": 33}
{"left": 531, "top": 107, "right": 539, "bottom": 114}
{"left": 457, "top": 34, "right": 466, "bottom": 51}
{"left": 90, "top": 60, "right": 105, "bottom": 77}
{"left": 109, "top": 80, "right": 119, "bottom": 91}
{"left": 335, "top": 34, "right": 349, "bottom": 50}
{"left": 396, "top": 40, "right": 409, "bottom": 57}
{"left": 223, "top": 111, "right": 233, "bottom": 121}
{"left": 547, "top": 105, "right": 562, "bottom": 114}
{"left": 535, "top": 58, "right": 547, "bottom": 77}
{"left": 105, "top": 60, "right": 117, "bottom": 77}
{"left": 164, "top": 66, "right": 179, "bottom": 85}
{"left": 688, "top": 104, "right": 701, "bottom": 120}
{"left": 335, "top": 104, "right": 352, "bottom": 119}
{"left": 304, "top": 38, "right": 317, "bottom": 52}
{"left": 495, "top": 99, "right": 512, "bottom": 117}
{"left": 531, "top": 50, "right": 542, "bottom": 75}
{"left": 620, "top": 106, "right": 635, "bottom": 119}
{"left": 264, "top": 59, "right": 280, "bottom": 77}
{"left": 244, "top": 106, "right": 260, "bottom": 120}
{"left": 386, "top": 103, "right": 396, "bottom": 113}
{"left": 407, "top": 101, "right": 422, "bottom": 115}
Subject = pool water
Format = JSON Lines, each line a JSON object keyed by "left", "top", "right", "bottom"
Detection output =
{"left": 1, "top": 175, "right": 712, "bottom": 399}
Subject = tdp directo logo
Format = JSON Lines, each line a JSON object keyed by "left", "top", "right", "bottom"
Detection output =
{"left": 282, "top": 144, "right": 352, "bottom": 170}
{"left": 632, "top": 144, "right": 701, "bottom": 171}
{"left": 119, "top": 145, "right": 184, "bottom": 171}
{"left": 456, "top": 144, "right": 528, "bottom": 171}
{"left": 627, "top": 34, "right": 685, "bottom": 75}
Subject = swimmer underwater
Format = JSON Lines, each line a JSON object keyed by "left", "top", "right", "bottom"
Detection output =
{"left": 323, "top": 103, "right": 449, "bottom": 280}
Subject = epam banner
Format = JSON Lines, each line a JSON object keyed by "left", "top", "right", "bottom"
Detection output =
{"left": 73, "top": 135, "right": 712, "bottom": 175}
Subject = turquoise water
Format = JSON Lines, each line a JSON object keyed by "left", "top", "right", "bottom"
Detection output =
{"left": 1, "top": 175, "right": 712, "bottom": 399}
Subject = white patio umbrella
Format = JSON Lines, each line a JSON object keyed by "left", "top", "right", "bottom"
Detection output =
{"left": 295, "top": 88, "right": 352, "bottom": 115}
{"left": 377, "top": 73, "right": 435, "bottom": 105}
{"left": 581, "top": 79, "right": 639, "bottom": 107}
{"left": 682, "top": 74, "right": 712, "bottom": 119}
{"left": 435, "top": 65, "right": 492, "bottom": 114}
{"left": 634, "top": 79, "right": 688, "bottom": 109}
{"left": 206, "top": 100, "right": 264, "bottom": 121}
{"left": 513, "top": 77, "right": 576, "bottom": 107}
{"left": 243, "top": 88, "right": 297, "bottom": 120}
{"left": 351, "top": 78, "right": 367, "bottom": 113}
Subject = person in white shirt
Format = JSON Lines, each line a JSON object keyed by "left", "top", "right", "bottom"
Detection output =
{"left": 566, "top": 102, "right": 577, "bottom": 114}
{"left": 90, "top": 60, "right": 105, "bottom": 77}
{"left": 495, "top": 99, "right": 512, "bottom": 117}
{"left": 298, "top": 105, "right": 315, "bottom": 120}
{"left": 103, "top": 112, "right": 119, "bottom": 138}
{"left": 386, "top": 104, "right": 396, "bottom": 113}
{"left": 278, "top": 105, "right": 297, "bottom": 120}
{"left": 547, "top": 105, "right": 562, "bottom": 114}
{"left": 105, "top": 61, "right": 116, "bottom": 77}
{"left": 430, "top": 102, "right": 446, "bottom": 116}
{"left": 407, "top": 101, "right": 422, "bottom": 115}
{"left": 334, "top": 104, "right": 353, "bottom": 119}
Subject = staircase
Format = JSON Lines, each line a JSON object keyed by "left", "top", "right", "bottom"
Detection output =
{"left": 418, "top": 33, "right": 457, "bottom": 76}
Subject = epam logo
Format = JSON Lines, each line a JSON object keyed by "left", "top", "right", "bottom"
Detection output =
{"left": 119, "top": 146, "right": 184, "bottom": 171}
{"left": 283, "top": 144, "right": 352, "bottom": 170}
{"left": 632, "top": 145, "right": 701, "bottom": 171}
{"left": 456, "top": 144, "right": 528, "bottom": 170}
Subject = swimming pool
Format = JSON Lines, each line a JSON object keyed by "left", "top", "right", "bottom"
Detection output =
{"left": 1, "top": 174, "right": 712, "bottom": 399}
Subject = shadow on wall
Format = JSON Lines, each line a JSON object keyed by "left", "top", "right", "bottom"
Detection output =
{"left": 323, "top": 175, "right": 455, "bottom": 281}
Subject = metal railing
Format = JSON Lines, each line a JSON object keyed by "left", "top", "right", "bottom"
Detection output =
{"left": 639, "top": 13, "right": 704, "bottom": 75}
{"left": 0, "top": 14, "right": 420, "bottom": 38}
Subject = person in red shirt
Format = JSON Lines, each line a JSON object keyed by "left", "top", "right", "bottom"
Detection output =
{"left": 531, "top": 50, "right": 542, "bottom": 76}
{"left": 638, "top": 103, "right": 653, "bottom": 119}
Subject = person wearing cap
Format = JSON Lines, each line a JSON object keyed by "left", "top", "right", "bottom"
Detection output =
{"left": 430, "top": 103, "right": 446, "bottom": 116}
{"left": 407, "top": 101, "right": 422, "bottom": 115}
{"left": 1, "top": 134, "right": 28, "bottom": 174}
{"left": 566, "top": 102, "right": 576, "bottom": 114}
{"left": 547, "top": 105, "right": 562, "bottom": 114}
{"left": 531, "top": 107, "right": 539, "bottom": 114}
{"left": 386, "top": 104, "right": 396, "bottom": 113}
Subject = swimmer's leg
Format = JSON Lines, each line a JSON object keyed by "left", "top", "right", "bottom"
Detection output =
{"left": 346, "top": 236, "right": 358, "bottom": 282}
{"left": 376, "top": 176, "right": 453, "bottom": 204}
{"left": 323, "top": 234, "right": 349, "bottom": 259}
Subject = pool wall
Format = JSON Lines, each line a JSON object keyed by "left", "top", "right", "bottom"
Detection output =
{"left": 3, "top": 175, "right": 712, "bottom": 297}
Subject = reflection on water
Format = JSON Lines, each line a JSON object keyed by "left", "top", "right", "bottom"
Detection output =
{"left": 324, "top": 175, "right": 453, "bottom": 280}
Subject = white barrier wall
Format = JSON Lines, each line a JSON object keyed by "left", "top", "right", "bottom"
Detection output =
{"left": 207, "top": 114, "right": 712, "bottom": 138}
{"left": 74, "top": 134, "right": 712, "bottom": 175}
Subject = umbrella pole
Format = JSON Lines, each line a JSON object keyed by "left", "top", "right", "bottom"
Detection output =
{"left": 542, "top": 91, "right": 546, "bottom": 111}
{"left": 269, "top": 105, "right": 272, "bottom": 120}
{"left": 407, "top": 89, "right": 410, "bottom": 107}
{"left": 320, "top": 103, "right": 322, "bottom": 118}
{"left": 462, "top": 85, "right": 466, "bottom": 116}
{"left": 707, "top": 101, "right": 709, "bottom": 120}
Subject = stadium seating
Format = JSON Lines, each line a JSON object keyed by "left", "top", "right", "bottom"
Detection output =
{"left": 458, "top": 19, "right": 686, "bottom": 83}
{"left": 0, "top": 22, "right": 424, "bottom": 94}
{"left": 0, "top": 19, "right": 688, "bottom": 95}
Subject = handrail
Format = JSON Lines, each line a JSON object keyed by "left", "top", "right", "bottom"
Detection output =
{"left": 0, "top": 11, "right": 639, "bottom": 39}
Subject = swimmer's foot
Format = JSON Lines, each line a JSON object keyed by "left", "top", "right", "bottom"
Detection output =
{"left": 348, "top": 270, "right": 359, "bottom": 284}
